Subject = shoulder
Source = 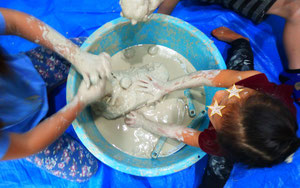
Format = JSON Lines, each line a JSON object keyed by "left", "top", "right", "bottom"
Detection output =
{"left": 213, "top": 70, "right": 262, "bottom": 88}
{"left": 236, "top": 73, "right": 296, "bottom": 116}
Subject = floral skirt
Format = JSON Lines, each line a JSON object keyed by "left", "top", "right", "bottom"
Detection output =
{"left": 25, "top": 37, "right": 98, "bottom": 182}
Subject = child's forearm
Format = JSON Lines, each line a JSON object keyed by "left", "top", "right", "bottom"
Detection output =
{"left": 141, "top": 119, "right": 201, "bottom": 147}
{"left": 2, "top": 97, "right": 85, "bottom": 160}
{"left": 24, "top": 97, "right": 85, "bottom": 149}
{"left": 0, "top": 8, "right": 80, "bottom": 65}
{"left": 1, "top": 8, "right": 112, "bottom": 87}
{"left": 164, "top": 69, "right": 263, "bottom": 92}
{"left": 164, "top": 70, "right": 221, "bottom": 94}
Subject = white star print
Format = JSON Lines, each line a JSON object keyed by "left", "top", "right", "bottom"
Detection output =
{"left": 226, "top": 84, "right": 244, "bottom": 99}
{"left": 207, "top": 100, "right": 226, "bottom": 117}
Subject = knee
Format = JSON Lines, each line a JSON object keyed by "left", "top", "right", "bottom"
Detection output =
{"left": 271, "top": 0, "right": 300, "bottom": 21}
{"left": 69, "top": 161, "right": 99, "bottom": 182}
{"left": 56, "top": 156, "right": 99, "bottom": 182}
{"left": 51, "top": 135, "right": 99, "bottom": 182}
{"left": 62, "top": 141, "right": 99, "bottom": 182}
{"left": 285, "top": 2, "right": 300, "bottom": 21}
{"left": 290, "top": 7, "right": 300, "bottom": 21}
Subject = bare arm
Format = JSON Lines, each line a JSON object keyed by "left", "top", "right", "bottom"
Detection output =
{"left": 1, "top": 8, "right": 79, "bottom": 63}
{"left": 138, "top": 69, "right": 261, "bottom": 103}
{"left": 1, "top": 97, "right": 85, "bottom": 160}
{"left": 0, "top": 8, "right": 111, "bottom": 87}
{"left": 157, "top": 0, "right": 180, "bottom": 15}
{"left": 125, "top": 112, "right": 201, "bottom": 147}
{"left": 166, "top": 69, "right": 261, "bottom": 91}
{"left": 1, "top": 78, "right": 107, "bottom": 161}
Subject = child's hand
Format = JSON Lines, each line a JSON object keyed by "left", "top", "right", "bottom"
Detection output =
{"left": 76, "top": 77, "right": 107, "bottom": 106}
{"left": 119, "top": 0, "right": 164, "bottom": 25}
{"left": 73, "top": 51, "right": 112, "bottom": 88}
{"left": 137, "top": 75, "right": 168, "bottom": 104}
{"left": 125, "top": 111, "right": 145, "bottom": 128}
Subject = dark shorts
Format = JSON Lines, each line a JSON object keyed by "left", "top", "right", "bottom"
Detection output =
{"left": 199, "top": 0, "right": 277, "bottom": 23}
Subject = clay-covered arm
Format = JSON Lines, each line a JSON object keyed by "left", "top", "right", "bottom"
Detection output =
{"left": 125, "top": 112, "right": 201, "bottom": 147}
{"left": 0, "top": 8, "right": 111, "bottom": 87}
{"left": 164, "top": 69, "right": 261, "bottom": 90}
{"left": 1, "top": 78, "right": 107, "bottom": 160}
{"left": 138, "top": 69, "right": 261, "bottom": 103}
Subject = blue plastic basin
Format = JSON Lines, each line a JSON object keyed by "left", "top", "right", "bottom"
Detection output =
{"left": 66, "top": 14, "right": 225, "bottom": 177}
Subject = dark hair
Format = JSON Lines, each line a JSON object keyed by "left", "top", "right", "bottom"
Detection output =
{"left": 217, "top": 93, "right": 300, "bottom": 168}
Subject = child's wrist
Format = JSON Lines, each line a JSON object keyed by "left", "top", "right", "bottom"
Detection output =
{"left": 72, "top": 95, "right": 88, "bottom": 110}
{"left": 164, "top": 82, "right": 174, "bottom": 94}
{"left": 64, "top": 45, "right": 82, "bottom": 66}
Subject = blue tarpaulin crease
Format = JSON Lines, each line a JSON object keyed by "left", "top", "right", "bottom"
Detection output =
{"left": 0, "top": 0, "right": 299, "bottom": 187}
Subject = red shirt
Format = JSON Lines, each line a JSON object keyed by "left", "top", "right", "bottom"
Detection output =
{"left": 198, "top": 73, "right": 296, "bottom": 156}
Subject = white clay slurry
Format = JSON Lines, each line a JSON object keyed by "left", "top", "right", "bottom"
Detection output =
{"left": 119, "top": 77, "right": 132, "bottom": 89}
{"left": 92, "top": 62, "right": 170, "bottom": 119}
{"left": 123, "top": 47, "right": 136, "bottom": 59}
{"left": 139, "top": 98, "right": 186, "bottom": 124}
{"left": 148, "top": 45, "right": 159, "bottom": 55}
{"left": 93, "top": 44, "right": 206, "bottom": 158}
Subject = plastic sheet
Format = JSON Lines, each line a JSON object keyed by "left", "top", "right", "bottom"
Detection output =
{"left": 0, "top": 0, "right": 299, "bottom": 187}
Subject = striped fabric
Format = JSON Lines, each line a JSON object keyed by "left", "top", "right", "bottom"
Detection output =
{"left": 199, "top": 0, "right": 277, "bottom": 23}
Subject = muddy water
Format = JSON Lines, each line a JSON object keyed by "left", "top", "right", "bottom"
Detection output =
{"left": 93, "top": 44, "right": 206, "bottom": 158}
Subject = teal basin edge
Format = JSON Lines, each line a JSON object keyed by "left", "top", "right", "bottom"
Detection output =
{"left": 66, "top": 14, "right": 225, "bottom": 177}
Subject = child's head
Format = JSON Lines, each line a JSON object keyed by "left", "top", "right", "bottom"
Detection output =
{"left": 215, "top": 91, "right": 299, "bottom": 168}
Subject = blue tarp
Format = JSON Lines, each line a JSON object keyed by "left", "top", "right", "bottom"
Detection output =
{"left": 0, "top": 0, "right": 299, "bottom": 187}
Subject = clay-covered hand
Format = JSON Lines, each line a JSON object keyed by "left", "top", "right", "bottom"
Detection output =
{"left": 124, "top": 111, "right": 146, "bottom": 128}
{"left": 73, "top": 51, "right": 112, "bottom": 88}
{"left": 125, "top": 111, "right": 172, "bottom": 138}
{"left": 137, "top": 75, "right": 169, "bottom": 104}
{"left": 76, "top": 77, "right": 107, "bottom": 107}
{"left": 119, "top": 0, "right": 164, "bottom": 25}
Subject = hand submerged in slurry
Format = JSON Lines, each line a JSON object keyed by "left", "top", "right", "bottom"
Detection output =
{"left": 137, "top": 75, "right": 169, "bottom": 105}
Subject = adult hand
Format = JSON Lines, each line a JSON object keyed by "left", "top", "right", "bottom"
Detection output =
{"left": 137, "top": 75, "right": 169, "bottom": 104}
{"left": 76, "top": 77, "right": 107, "bottom": 107}
{"left": 73, "top": 51, "right": 112, "bottom": 88}
{"left": 119, "top": 0, "right": 164, "bottom": 25}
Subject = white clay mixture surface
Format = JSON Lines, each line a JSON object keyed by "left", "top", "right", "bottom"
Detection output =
{"left": 92, "top": 44, "right": 206, "bottom": 158}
